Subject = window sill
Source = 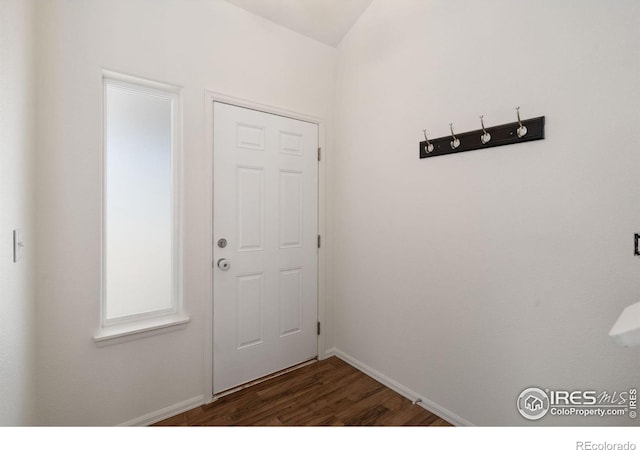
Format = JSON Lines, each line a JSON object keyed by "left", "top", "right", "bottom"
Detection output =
{"left": 93, "top": 314, "right": 191, "bottom": 346}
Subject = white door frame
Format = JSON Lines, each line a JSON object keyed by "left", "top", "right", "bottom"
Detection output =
{"left": 202, "top": 90, "right": 328, "bottom": 404}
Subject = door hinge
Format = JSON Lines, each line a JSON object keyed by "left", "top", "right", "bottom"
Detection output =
{"left": 318, "top": 147, "right": 321, "bottom": 161}
{"left": 317, "top": 235, "right": 321, "bottom": 248}
{"left": 317, "top": 322, "right": 321, "bottom": 335}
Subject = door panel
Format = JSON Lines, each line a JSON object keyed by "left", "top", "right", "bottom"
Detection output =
{"left": 236, "top": 167, "right": 265, "bottom": 252}
{"left": 213, "top": 102, "right": 318, "bottom": 394}
{"left": 279, "top": 170, "right": 303, "bottom": 248}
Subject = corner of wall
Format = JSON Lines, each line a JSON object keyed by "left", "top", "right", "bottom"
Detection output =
{"left": 0, "top": 0, "right": 38, "bottom": 426}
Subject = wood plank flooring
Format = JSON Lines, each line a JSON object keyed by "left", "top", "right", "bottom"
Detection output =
{"left": 153, "top": 356, "right": 451, "bottom": 426}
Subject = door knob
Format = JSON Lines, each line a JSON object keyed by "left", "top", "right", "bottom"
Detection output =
{"left": 217, "top": 258, "right": 230, "bottom": 271}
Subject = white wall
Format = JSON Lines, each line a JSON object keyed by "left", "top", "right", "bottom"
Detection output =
{"left": 0, "top": 0, "right": 37, "bottom": 426}
{"left": 333, "top": 0, "right": 640, "bottom": 425}
{"left": 35, "top": 0, "right": 335, "bottom": 425}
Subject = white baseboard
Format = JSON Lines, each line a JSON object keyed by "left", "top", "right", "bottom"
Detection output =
{"left": 118, "top": 395, "right": 205, "bottom": 427}
{"left": 332, "top": 349, "right": 474, "bottom": 427}
{"left": 322, "top": 347, "right": 337, "bottom": 359}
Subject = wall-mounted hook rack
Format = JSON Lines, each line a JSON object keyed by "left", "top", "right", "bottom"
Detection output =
{"left": 420, "top": 113, "right": 545, "bottom": 159}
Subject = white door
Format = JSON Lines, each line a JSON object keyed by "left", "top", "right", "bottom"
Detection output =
{"left": 213, "top": 102, "right": 318, "bottom": 394}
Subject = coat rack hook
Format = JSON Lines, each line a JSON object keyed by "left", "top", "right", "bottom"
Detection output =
{"left": 419, "top": 113, "right": 545, "bottom": 159}
{"left": 422, "top": 129, "right": 434, "bottom": 153}
{"left": 516, "top": 106, "right": 528, "bottom": 138}
{"left": 449, "top": 123, "right": 460, "bottom": 149}
{"left": 479, "top": 115, "right": 491, "bottom": 144}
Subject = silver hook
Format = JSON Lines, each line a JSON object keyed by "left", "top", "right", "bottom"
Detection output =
{"left": 422, "top": 129, "right": 434, "bottom": 153}
{"left": 449, "top": 123, "right": 460, "bottom": 149}
{"left": 516, "top": 106, "right": 527, "bottom": 138}
{"left": 480, "top": 115, "right": 491, "bottom": 144}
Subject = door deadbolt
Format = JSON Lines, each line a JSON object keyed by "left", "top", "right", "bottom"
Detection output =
{"left": 217, "top": 238, "right": 227, "bottom": 248}
{"left": 217, "top": 258, "right": 230, "bottom": 271}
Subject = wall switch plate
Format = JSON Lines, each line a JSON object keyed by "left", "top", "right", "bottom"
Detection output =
{"left": 13, "top": 229, "right": 24, "bottom": 263}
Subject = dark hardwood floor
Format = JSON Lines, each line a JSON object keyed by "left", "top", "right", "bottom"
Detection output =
{"left": 153, "top": 356, "right": 451, "bottom": 426}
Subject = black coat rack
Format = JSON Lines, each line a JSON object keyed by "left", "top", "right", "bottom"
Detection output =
{"left": 420, "top": 108, "right": 545, "bottom": 159}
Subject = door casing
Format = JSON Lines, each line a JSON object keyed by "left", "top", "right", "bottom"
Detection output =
{"left": 202, "top": 90, "right": 328, "bottom": 403}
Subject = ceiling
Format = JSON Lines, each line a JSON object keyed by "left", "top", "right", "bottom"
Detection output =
{"left": 224, "top": 0, "right": 373, "bottom": 47}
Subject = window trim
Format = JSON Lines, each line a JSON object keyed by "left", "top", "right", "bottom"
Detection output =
{"left": 93, "top": 314, "right": 191, "bottom": 345}
{"left": 96, "top": 70, "right": 186, "bottom": 342}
